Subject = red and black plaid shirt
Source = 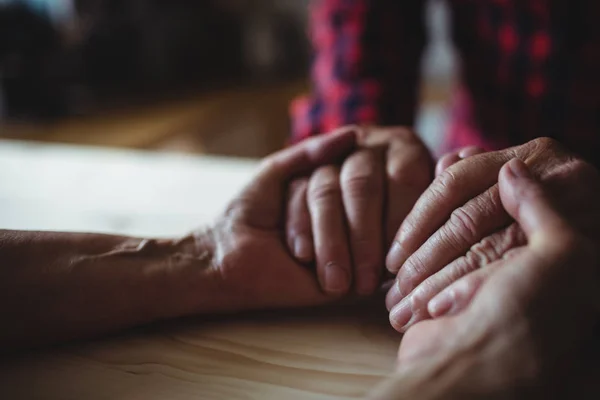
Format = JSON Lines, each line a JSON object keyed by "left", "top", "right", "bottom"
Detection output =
{"left": 291, "top": 0, "right": 600, "bottom": 165}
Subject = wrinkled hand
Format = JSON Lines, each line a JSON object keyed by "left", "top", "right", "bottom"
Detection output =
{"left": 208, "top": 129, "right": 359, "bottom": 311}
{"left": 370, "top": 159, "right": 600, "bottom": 399}
{"left": 386, "top": 137, "right": 600, "bottom": 332}
{"left": 285, "top": 126, "right": 432, "bottom": 296}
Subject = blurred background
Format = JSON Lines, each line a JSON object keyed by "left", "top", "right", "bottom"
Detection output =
{"left": 0, "top": 0, "right": 455, "bottom": 158}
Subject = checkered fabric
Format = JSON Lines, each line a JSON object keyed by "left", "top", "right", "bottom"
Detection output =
{"left": 291, "top": 0, "right": 600, "bottom": 165}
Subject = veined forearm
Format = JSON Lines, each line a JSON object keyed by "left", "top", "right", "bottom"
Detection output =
{"left": 0, "top": 229, "right": 223, "bottom": 351}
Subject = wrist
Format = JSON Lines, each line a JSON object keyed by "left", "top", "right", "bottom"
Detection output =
{"left": 144, "top": 228, "right": 235, "bottom": 319}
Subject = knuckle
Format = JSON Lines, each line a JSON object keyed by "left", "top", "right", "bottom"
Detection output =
{"left": 389, "top": 163, "right": 431, "bottom": 191}
{"left": 448, "top": 207, "right": 479, "bottom": 243}
{"left": 388, "top": 148, "right": 432, "bottom": 190}
{"left": 518, "top": 137, "right": 563, "bottom": 165}
{"left": 480, "top": 185, "right": 503, "bottom": 210}
{"left": 308, "top": 167, "right": 341, "bottom": 205}
{"left": 457, "top": 252, "right": 483, "bottom": 275}
{"left": 308, "top": 183, "right": 342, "bottom": 205}
{"left": 532, "top": 137, "right": 560, "bottom": 152}
{"left": 501, "top": 224, "right": 527, "bottom": 249}
{"left": 387, "top": 126, "right": 420, "bottom": 142}
{"left": 431, "top": 169, "right": 458, "bottom": 200}
{"left": 462, "top": 225, "right": 525, "bottom": 270}
{"left": 467, "top": 237, "right": 503, "bottom": 268}
{"left": 400, "top": 256, "right": 429, "bottom": 293}
{"left": 341, "top": 174, "right": 380, "bottom": 200}
{"left": 409, "top": 284, "right": 431, "bottom": 311}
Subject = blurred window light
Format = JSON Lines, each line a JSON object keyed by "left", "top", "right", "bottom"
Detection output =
{"left": 0, "top": 0, "right": 74, "bottom": 25}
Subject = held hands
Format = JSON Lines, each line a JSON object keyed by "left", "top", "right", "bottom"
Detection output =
{"left": 210, "top": 125, "right": 434, "bottom": 312}
{"left": 369, "top": 159, "right": 600, "bottom": 399}
{"left": 385, "top": 137, "right": 600, "bottom": 332}
{"left": 208, "top": 128, "right": 360, "bottom": 311}
{"left": 284, "top": 126, "right": 433, "bottom": 297}
{"left": 211, "top": 131, "right": 600, "bottom": 398}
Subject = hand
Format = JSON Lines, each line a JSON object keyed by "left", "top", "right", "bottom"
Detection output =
{"left": 208, "top": 128, "right": 362, "bottom": 311}
{"left": 284, "top": 126, "right": 433, "bottom": 296}
{"left": 369, "top": 159, "right": 600, "bottom": 399}
{"left": 385, "top": 137, "right": 600, "bottom": 331}
{"left": 0, "top": 129, "right": 360, "bottom": 350}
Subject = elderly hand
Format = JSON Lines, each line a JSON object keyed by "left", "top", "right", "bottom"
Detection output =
{"left": 369, "top": 159, "right": 600, "bottom": 399}
{"left": 284, "top": 126, "right": 433, "bottom": 297}
{"left": 209, "top": 128, "right": 364, "bottom": 311}
{"left": 386, "top": 137, "right": 600, "bottom": 331}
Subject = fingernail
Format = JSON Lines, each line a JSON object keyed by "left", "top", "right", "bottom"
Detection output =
{"left": 385, "top": 281, "right": 403, "bottom": 311}
{"left": 507, "top": 159, "right": 533, "bottom": 179}
{"left": 324, "top": 262, "right": 350, "bottom": 294}
{"left": 294, "top": 236, "right": 313, "bottom": 261}
{"left": 386, "top": 241, "right": 408, "bottom": 273}
{"left": 356, "top": 269, "right": 379, "bottom": 296}
{"left": 389, "top": 301, "right": 412, "bottom": 331}
{"left": 428, "top": 291, "right": 453, "bottom": 318}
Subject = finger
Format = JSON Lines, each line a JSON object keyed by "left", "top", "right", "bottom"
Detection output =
{"left": 236, "top": 128, "right": 357, "bottom": 228}
{"left": 435, "top": 152, "right": 461, "bottom": 177}
{"left": 384, "top": 134, "right": 433, "bottom": 247}
{"left": 350, "top": 125, "right": 433, "bottom": 246}
{"left": 340, "top": 149, "right": 385, "bottom": 295}
{"left": 286, "top": 178, "right": 314, "bottom": 263}
{"left": 386, "top": 224, "right": 526, "bottom": 330}
{"left": 386, "top": 150, "right": 513, "bottom": 273}
{"left": 499, "top": 158, "right": 574, "bottom": 245}
{"left": 392, "top": 184, "right": 513, "bottom": 301}
{"left": 308, "top": 165, "right": 352, "bottom": 295}
{"left": 261, "top": 126, "right": 357, "bottom": 182}
{"left": 435, "top": 146, "right": 485, "bottom": 177}
{"left": 385, "top": 221, "right": 523, "bottom": 311}
{"left": 458, "top": 146, "right": 486, "bottom": 159}
{"left": 356, "top": 125, "right": 420, "bottom": 147}
{"left": 427, "top": 261, "right": 502, "bottom": 318}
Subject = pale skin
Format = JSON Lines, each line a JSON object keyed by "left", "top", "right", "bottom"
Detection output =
{"left": 385, "top": 137, "right": 600, "bottom": 332}
{"left": 282, "top": 125, "right": 495, "bottom": 306}
{"left": 370, "top": 159, "right": 600, "bottom": 399}
{"left": 281, "top": 131, "right": 600, "bottom": 397}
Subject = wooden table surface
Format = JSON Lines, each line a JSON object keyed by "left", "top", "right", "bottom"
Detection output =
{"left": 0, "top": 140, "right": 400, "bottom": 400}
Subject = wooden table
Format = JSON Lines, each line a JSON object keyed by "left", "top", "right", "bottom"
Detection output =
{"left": 0, "top": 140, "right": 400, "bottom": 400}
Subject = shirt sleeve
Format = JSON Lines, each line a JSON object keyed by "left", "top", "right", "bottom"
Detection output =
{"left": 290, "top": 0, "right": 427, "bottom": 142}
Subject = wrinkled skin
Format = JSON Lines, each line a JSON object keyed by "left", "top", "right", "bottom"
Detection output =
{"left": 370, "top": 159, "right": 600, "bottom": 399}
{"left": 208, "top": 129, "right": 362, "bottom": 311}
{"left": 285, "top": 126, "right": 433, "bottom": 297}
{"left": 386, "top": 138, "right": 600, "bottom": 332}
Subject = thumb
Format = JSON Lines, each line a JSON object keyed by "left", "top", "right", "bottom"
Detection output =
{"left": 235, "top": 128, "right": 357, "bottom": 227}
{"left": 498, "top": 158, "right": 572, "bottom": 245}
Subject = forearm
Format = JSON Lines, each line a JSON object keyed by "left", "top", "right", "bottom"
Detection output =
{"left": 0, "top": 229, "right": 227, "bottom": 351}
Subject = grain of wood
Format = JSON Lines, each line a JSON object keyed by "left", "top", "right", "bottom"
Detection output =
{"left": 0, "top": 141, "right": 401, "bottom": 399}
